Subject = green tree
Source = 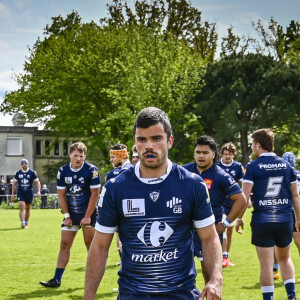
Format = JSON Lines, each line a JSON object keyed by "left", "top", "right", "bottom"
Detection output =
{"left": 1, "top": 11, "right": 206, "bottom": 165}
{"left": 101, "top": 0, "right": 218, "bottom": 61}
{"left": 194, "top": 53, "right": 300, "bottom": 165}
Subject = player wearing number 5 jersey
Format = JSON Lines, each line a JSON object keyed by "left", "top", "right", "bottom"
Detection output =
{"left": 237, "top": 129, "right": 300, "bottom": 300}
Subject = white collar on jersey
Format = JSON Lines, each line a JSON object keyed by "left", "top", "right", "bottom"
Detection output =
{"left": 259, "top": 152, "right": 276, "bottom": 157}
{"left": 135, "top": 159, "right": 172, "bottom": 184}
{"left": 69, "top": 162, "right": 84, "bottom": 172}
{"left": 220, "top": 158, "right": 234, "bottom": 167}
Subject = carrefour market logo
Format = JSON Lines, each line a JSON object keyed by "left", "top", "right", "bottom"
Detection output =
{"left": 137, "top": 221, "right": 173, "bottom": 247}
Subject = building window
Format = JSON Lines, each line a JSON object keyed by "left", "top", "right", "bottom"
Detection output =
{"left": 54, "top": 142, "right": 59, "bottom": 156}
{"left": 63, "top": 141, "right": 68, "bottom": 156}
{"left": 45, "top": 140, "right": 51, "bottom": 155}
{"left": 6, "top": 137, "right": 22, "bottom": 155}
{"left": 36, "top": 140, "right": 42, "bottom": 156}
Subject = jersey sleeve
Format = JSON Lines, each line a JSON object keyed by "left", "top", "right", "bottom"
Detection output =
{"left": 32, "top": 170, "right": 38, "bottom": 181}
{"left": 192, "top": 178, "right": 215, "bottom": 228}
{"left": 56, "top": 168, "right": 66, "bottom": 190}
{"left": 90, "top": 167, "right": 101, "bottom": 189}
{"left": 243, "top": 162, "right": 254, "bottom": 185}
{"left": 95, "top": 184, "right": 119, "bottom": 234}
{"left": 237, "top": 164, "right": 245, "bottom": 181}
{"left": 222, "top": 173, "right": 242, "bottom": 197}
{"left": 13, "top": 171, "right": 19, "bottom": 181}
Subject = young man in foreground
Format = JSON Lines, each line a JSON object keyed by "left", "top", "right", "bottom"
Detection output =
{"left": 84, "top": 107, "right": 223, "bottom": 300}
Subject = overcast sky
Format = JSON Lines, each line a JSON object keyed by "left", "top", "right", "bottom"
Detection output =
{"left": 0, "top": 0, "right": 299, "bottom": 126}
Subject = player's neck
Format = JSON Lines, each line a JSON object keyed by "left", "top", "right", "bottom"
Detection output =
{"left": 197, "top": 161, "right": 214, "bottom": 174}
{"left": 221, "top": 158, "right": 233, "bottom": 165}
{"left": 139, "top": 161, "right": 169, "bottom": 178}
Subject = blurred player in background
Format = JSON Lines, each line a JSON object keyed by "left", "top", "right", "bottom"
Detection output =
{"left": 217, "top": 142, "right": 244, "bottom": 267}
{"left": 11, "top": 159, "right": 41, "bottom": 228}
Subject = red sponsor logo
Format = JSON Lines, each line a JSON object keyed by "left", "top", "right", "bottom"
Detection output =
{"left": 204, "top": 178, "right": 213, "bottom": 189}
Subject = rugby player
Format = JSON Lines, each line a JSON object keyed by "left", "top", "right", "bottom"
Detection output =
{"left": 84, "top": 107, "right": 223, "bottom": 300}
{"left": 217, "top": 142, "right": 244, "bottom": 267}
{"left": 183, "top": 136, "right": 246, "bottom": 282}
{"left": 106, "top": 144, "right": 133, "bottom": 182}
{"left": 237, "top": 129, "right": 300, "bottom": 300}
{"left": 40, "top": 142, "right": 100, "bottom": 288}
{"left": 11, "top": 159, "right": 41, "bottom": 228}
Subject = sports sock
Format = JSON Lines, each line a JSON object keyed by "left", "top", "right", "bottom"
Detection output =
{"left": 273, "top": 263, "right": 279, "bottom": 272}
{"left": 261, "top": 285, "right": 274, "bottom": 300}
{"left": 222, "top": 252, "right": 228, "bottom": 259}
{"left": 284, "top": 279, "right": 296, "bottom": 299}
{"left": 25, "top": 221, "right": 28, "bottom": 225}
{"left": 54, "top": 268, "right": 65, "bottom": 283}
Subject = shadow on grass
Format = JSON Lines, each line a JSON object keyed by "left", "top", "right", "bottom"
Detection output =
{"left": 241, "top": 281, "right": 284, "bottom": 290}
{"left": 9, "top": 287, "right": 82, "bottom": 299}
{"left": 0, "top": 227, "right": 22, "bottom": 231}
{"left": 9, "top": 287, "right": 117, "bottom": 299}
{"left": 74, "top": 263, "right": 118, "bottom": 273}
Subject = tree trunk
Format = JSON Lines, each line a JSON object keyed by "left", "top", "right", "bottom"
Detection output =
{"left": 240, "top": 130, "right": 250, "bottom": 166}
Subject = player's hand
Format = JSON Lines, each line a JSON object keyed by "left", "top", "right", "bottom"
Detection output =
{"left": 235, "top": 219, "right": 244, "bottom": 234}
{"left": 64, "top": 217, "right": 73, "bottom": 228}
{"left": 215, "top": 222, "right": 226, "bottom": 234}
{"left": 80, "top": 216, "right": 91, "bottom": 227}
{"left": 247, "top": 200, "right": 252, "bottom": 208}
{"left": 36, "top": 192, "right": 41, "bottom": 197}
{"left": 199, "top": 281, "right": 222, "bottom": 300}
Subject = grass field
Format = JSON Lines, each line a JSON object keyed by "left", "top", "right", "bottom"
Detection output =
{"left": 1, "top": 207, "right": 300, "bottom": 299}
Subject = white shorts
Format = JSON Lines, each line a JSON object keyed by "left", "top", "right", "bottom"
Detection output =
{"left": 61, "top": 224, "right": 93, "bottom": 232}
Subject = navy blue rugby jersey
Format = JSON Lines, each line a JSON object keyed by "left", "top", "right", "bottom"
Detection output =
{"left": 57, "top": 162, "right": 101, "bottom": 214}
{"left": 217, "top": 159, "right": 244, "bottom": 183}
{"left": 182, "top": 162, "right": 242, "bottom": 222}
{"left": 13, "top": 169, "right": 38, "bottom": 192}
{"left": 105, "top": 162, "right": 133, "bottom": 182}
{"left": 217, "top": 159, "right": 244, "bottom": 212}
{"left": 243, "top": 153, "right": 297, "bottom": 223}
{"left": 97, "top": 160, "right": 214, "bottom": 294}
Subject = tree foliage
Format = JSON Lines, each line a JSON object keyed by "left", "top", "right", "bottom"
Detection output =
{"left": 194, "top": 53, "right": 300, "bottom": 165}
{"left": 101, "top": 0, "right": 218, "bottom": 61}
{"left": 1, "top": 10, "right": 206, "bottom": 165}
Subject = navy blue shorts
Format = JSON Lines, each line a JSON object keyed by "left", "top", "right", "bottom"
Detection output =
{"left": 17, "top": 190, "right": 34, "bottom": 204}
{"left": 117, "top": 286, "right": 201, "bottom": 300}
{"left": 251, "top": 222, "right": 293, "bottom": 247}
{"left": 61, "top": 209, "right": 97, "bottom": 227}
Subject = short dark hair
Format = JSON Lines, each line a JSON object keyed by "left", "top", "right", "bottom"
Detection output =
{"left": 111, "top": 144, "right": 127, "bottom": 151}
{"left": 251, "top": 129, "right": 274, "bottom": 152}
{"left": 133, "top": 107, "right": 173, "bottom": 139}
{"left": 194, "top": 135, "right": 219, "bottom": 163}
{"left": 221, "top": 142, "right": 236, "bottom": 155}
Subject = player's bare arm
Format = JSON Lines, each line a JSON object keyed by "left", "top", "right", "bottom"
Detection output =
{"left": 215, "top": 192, "right": 247, "bottom": 234}
{"left": 197, "top": 225, "right": 222, "bottom": 300}
{"left": 84, "top": 231, "right": 114, "bottom": 300}
{"left": 58, "top": 189, "right": 72, "bottom": 228}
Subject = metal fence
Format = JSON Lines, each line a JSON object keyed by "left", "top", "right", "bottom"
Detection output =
{"left": 0, "top": 194, "right": 60, "bottom": 209}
